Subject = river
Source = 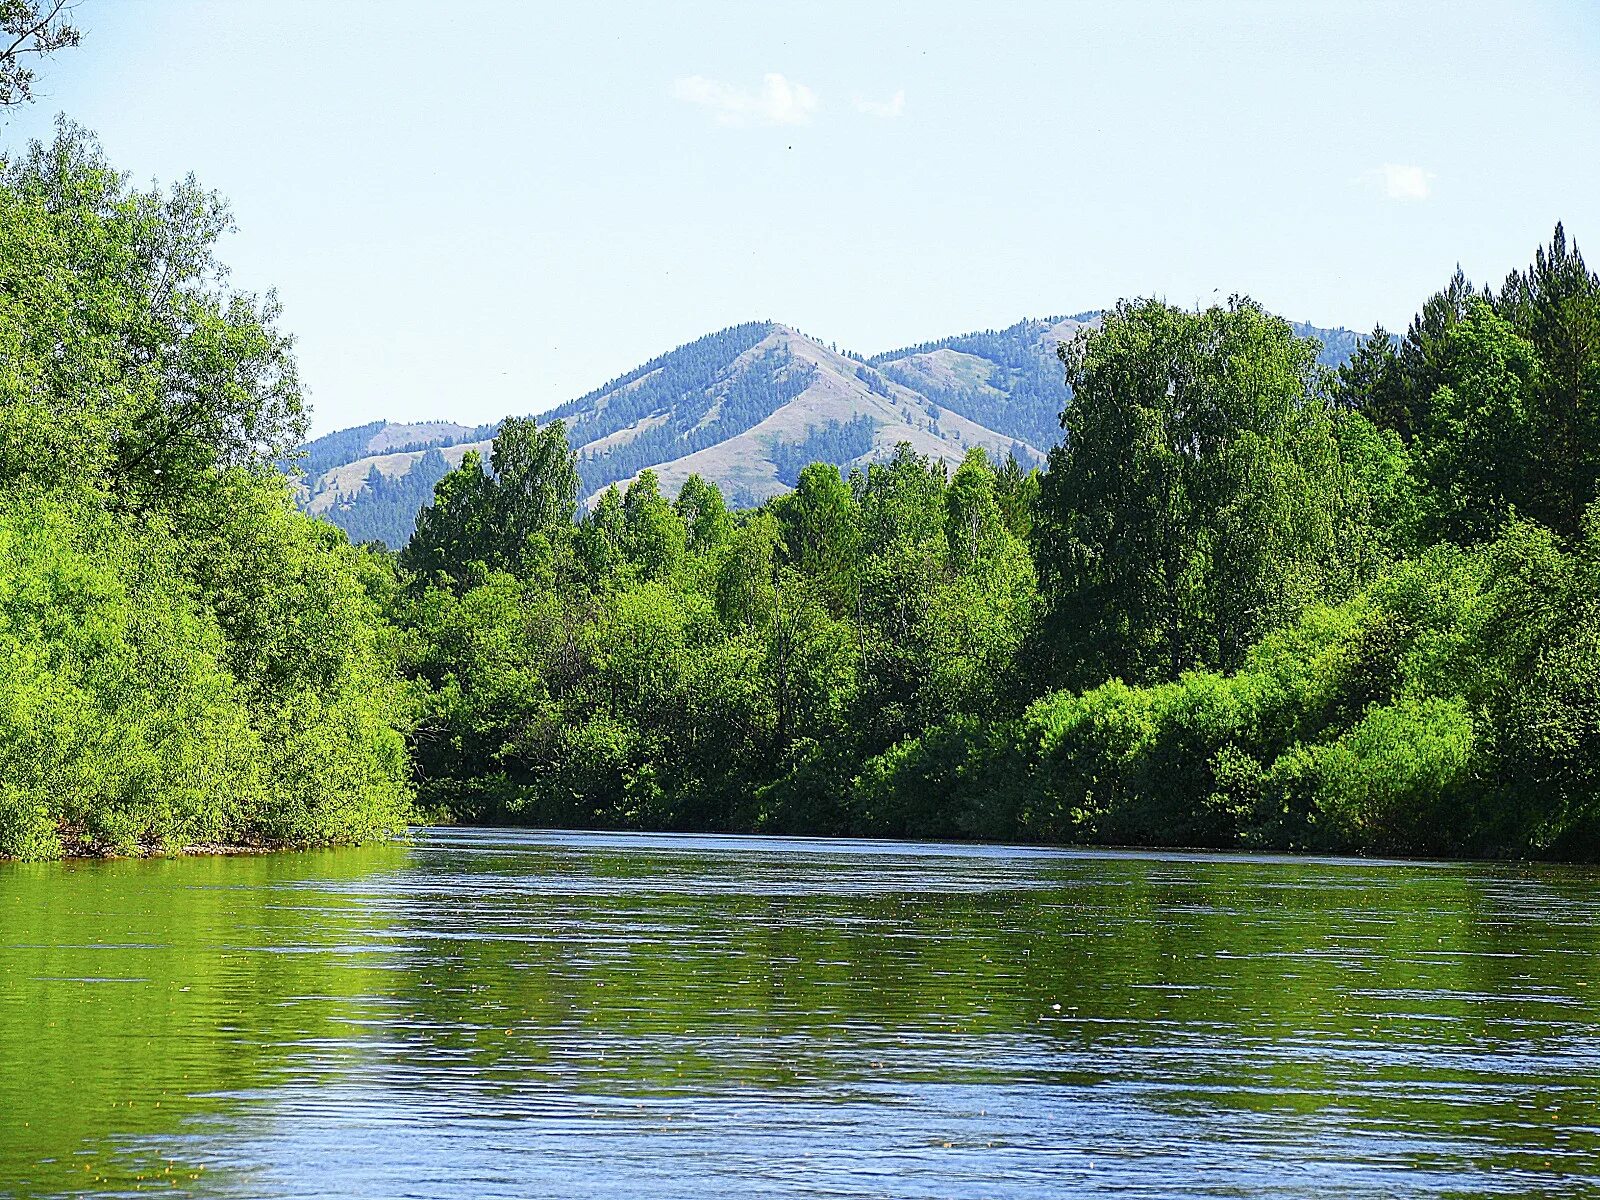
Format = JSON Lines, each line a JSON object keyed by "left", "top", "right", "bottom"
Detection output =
{"left": 2, "top": 828, "right": 1598, "bottom": 1197}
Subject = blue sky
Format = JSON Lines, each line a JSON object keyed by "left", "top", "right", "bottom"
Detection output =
{"left": 8, "top": 1, "right": 1599, "bottom": 435}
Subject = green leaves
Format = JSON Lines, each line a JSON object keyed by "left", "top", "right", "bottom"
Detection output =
{"left": 1411, "top": 301, "right": 1543, "bottom": 543}
{"left": 396, "top": 436, "right": 1042, "bottom": 836}
{"left": 1345, "top": 227, "right": 1600, "bottom": 543}
{"left": 0, "top": 2, "right": 80, "bottom": 112}
{"left": 621, "top": 470, "right": 686, "bottom": 580}
{"left": 0, "top": 122, "right": 306, "bottom": 512}
{"left": 0, "top": 128, "right": 414, "bottom": 859}
{"left": 403, "top": 418, "right": 582, "bottom": 584}
{"left": 1036, "top": 298, "right": 1354, "bottom": 688}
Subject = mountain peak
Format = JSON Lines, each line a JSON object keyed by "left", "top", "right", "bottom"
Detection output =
{"left": 296, "top": 311, "right": 1367, "bottom": 545}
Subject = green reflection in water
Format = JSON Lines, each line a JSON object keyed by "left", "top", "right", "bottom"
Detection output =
{"left": 0, "top": 844, "right": 409, "bottom": 1196}
{"left": 3, "top": 833, "right": 1600, "bottom": 1197}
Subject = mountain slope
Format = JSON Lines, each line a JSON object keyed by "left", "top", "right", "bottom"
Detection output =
{"left": 295, "top": 312, "right": 1368, "bottom": 546}
{"left": 870, "top": 314, "right": 1098, "bottom": 450}
{"left": 291, "top": 420, "right": 495, "bottom": 546}
{"left": 570, "top": 323, "right": 1043, "bottom": 507}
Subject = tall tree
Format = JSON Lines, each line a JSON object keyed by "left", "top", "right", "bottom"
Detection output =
{"left": 1413, "top": 301, "right": 1542, "bottom": 543}
{"left": 944, "top": 447, "right": 1006, "bottom": 574}
{"left": 489, "top": 415, "right": 579, "bottom": 563}
{"left": 402, "top": 417, "right": 578, "bottom": 582}
{"left": 576, "top": 484, "right": 626, "bottom": 580}
{"left": 621, "top": 469, "right": 685, "bottom": 579}
{"left": 775, "top": 462, "right": 860, "bottom": 611}
{"left": 1034, "top": 298, "right": 1343, "bottom": 686}
{"left": 1362, "top": 268, "right": 1485, "bottom": 445}
{"left": 673, "top": 473, "right": 733, "bottom": 553}
{"left": 1494, "top": 223, "right": 1600, "bottom": 534}
{"left": 1, "top": 122, "right": 304, "bottom": 511}
{"left": 993, "top": 453, "right": 1039, "bottom": 542}
{"left": 0, "top": 122, "right": 414, "bottom": 858}
{"left": 401, "top": 449, "right": 497, "bottom": 582}
{"left": 1336, "top": 325, "right": 1402, "bottom": 423}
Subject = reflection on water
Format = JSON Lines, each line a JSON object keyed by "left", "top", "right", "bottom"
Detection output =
{"left": 3, "top": 829, "right": 1599, "bottom": 1197}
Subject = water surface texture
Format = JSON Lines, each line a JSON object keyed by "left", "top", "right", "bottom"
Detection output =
{"left": 3, "top": 829, "right": 1599, "bottom": 1197}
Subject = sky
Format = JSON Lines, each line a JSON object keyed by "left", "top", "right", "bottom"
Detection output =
{"left": 7, "top": 0, "right": 1600, "bottom": 436}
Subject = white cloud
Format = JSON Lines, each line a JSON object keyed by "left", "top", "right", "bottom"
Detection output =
{"left": 853, "top": 89, "right": 906, "bottom": 119}
{"left": 1370, "top": 163, "right": 1435, "bottom": 201}
{"left": 672, "top": 72, "right": 819, "bottom": 127}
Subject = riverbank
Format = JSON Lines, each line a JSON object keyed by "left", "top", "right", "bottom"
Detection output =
{"left": 16, "top": 834, "right": 351, "bottom": 862}
{"left": 23, "top": 821, "right": 1574, "bottom": 868}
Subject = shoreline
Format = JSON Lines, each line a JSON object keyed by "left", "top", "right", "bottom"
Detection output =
{"left": 9, "top": 825, "right": 1585, "bottom": 869}
{"left": 8, "top": 839, "right": 370, "bottom": 864}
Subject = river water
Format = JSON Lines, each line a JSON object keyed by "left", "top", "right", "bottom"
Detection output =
{"left": 2, "top": 828, "right": 1599, "bottom": 1197}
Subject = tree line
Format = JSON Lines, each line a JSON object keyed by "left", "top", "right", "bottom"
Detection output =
{"left": 392, "top": 225, "right": 1600, "bottom": 859}
{"left": 5, "top": 115, "right": 1598, "bottom": 862}
{"left": 380, "top": 227, "right": 1593, "bottom": 864}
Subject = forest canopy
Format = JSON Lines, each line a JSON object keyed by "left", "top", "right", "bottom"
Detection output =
{"left": 391, "top": 228, "right": 1600, "bottom": 860}
{"left": 4, "top": 116, "right": 1598, "bottom": 863}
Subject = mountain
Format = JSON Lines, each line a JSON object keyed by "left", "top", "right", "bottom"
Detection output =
{"left": 291, "top": 420, "right": 497, "bottom": 547}
{"left": 292, "top": 313, "right": 1367, "bottom": 547}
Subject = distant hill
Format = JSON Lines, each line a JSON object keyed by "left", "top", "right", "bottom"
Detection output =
{"left": 292, "top": 313, "right": 1368, "bottom": 547}
{"left": 290, "top": 420, "right": 497, "bottom": 547}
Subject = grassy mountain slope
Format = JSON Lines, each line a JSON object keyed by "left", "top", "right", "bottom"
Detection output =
{"left": 296, "top": 313, "right": 1367, "bottom": 546}
{"left": 870, "top": 314, "right": 1098, "bottom": 450}
{"left": 581, "top": 323, "right": 1042, "bottom": 507}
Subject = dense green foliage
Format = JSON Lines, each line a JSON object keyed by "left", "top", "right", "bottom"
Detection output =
{"left": 396, "top": 441, "right": 1037, "bottom": 832}
{"left": 1029, "top": 299, "right": 1419, "bottom": 691}
{"left": 7, "top": 110, "right": 1593, "bottom": 865}
{"left": 396, "top": 229, "right": 1600, "bottom": 859}
{"left": 872, "top": 234, "right": 1600, "bottom": 859}
{"left": 870, "top": 519, "right": 1600, "bottom": 856}
{"left": 0, "top": 124, "right": 414, "bottom": 858}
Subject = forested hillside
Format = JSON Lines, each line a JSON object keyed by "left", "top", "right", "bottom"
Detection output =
{"left": 296, "top": 321, "right": 1051, "bottom": 544}
{"left": 389, "top": 229, "right": 1600, "bottom": 860}
{"left": 297, "top": 314, "right": 1371, "bottom": 547}
{"left": 868, "top": 315, "right": 1099, "bottom": 449}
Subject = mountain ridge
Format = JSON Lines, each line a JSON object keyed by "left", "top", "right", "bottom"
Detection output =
{"left": 294, "top": 311, "right": 1366, "bottom": 546}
